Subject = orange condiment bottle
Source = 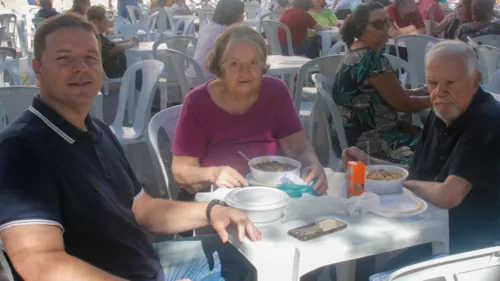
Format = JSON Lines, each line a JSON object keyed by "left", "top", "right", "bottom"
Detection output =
{"left": 347, "top": 161, "right": 365, "bottom": 198}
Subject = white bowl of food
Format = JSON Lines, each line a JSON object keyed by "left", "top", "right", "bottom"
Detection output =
{"left": 365, "top": 165, "right": 409, "bottom": 195}
{"left": 225, "top": 186, "right": 290, "bottom": 223}
{"left": 248, "top": 156, "right": 301, "bottom": 186}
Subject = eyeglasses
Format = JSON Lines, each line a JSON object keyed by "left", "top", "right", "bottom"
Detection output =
{"left": 367, "top": 19, "right": 389, "bottom": 29}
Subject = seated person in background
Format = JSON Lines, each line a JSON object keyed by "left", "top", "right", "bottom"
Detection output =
{"left": 172, "top": 25, "right": 327, "bottom": 202}
{"left": 87, "top": 5, "right": 138, "bottom": 79}
{"left": 0, "top": 14, "right": 260, "bottom": 281}
{"left": 308, "top": 0, "right": 338, "bottom": 57}
{"left": 171, "top": 0, "right": 192, "bottom": 14}
{"left": 275, "top": 0, "right": 291, "bottom": 12}
{"left": 334, "top": 3, "right": 431, "bottom": 165}
{"left": 185, "top": 0, "right": 244, "bottom": 89}
{"left": 343, "top": 40, "right": 500, "bottom": 255}
{"left": 418, "top": 0, "right": 445, "bottom": 22}
{"left": 457, "top": 0, "right": 500, "bottom": 40}
{"left": 385, "top": 0, "right": 426, "bottom": 36}
{"left": 36, "top": 0, "right": 59, "bottom": 19}
{"left": 151, "top": 0, "right": 174, "bottom": 8}
{"left": 117, "top": 0, "right": 141, "bottom": 20}
{"left": 66, "top": 0, "right": 91, "bottom": 18}
{"left": 428, "top": 0, "right": 472, "bottom": 38}
{"left": 278, "top": 0, "right": 327, "bottom": 56}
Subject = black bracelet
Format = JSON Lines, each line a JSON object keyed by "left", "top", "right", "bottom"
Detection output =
{"left": 206, "top": 199, "right": 229, "bottom": 222}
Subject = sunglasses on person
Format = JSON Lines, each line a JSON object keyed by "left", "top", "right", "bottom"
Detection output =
{"left": 366, "top": 18, "right": 389, "bottom": 29}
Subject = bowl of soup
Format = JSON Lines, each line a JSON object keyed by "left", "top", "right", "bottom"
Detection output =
{"left": 365, "top": 165, "right": 409, "bottom": 195}
{"left": 248, "top": 156, "right": 301, "bottom": 186}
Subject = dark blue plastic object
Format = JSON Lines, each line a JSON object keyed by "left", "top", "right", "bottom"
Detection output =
{"left": 277, "top": 178, "right": 318, "bottom": 198}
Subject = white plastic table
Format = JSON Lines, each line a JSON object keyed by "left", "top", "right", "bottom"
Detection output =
{"left": 266, "top": 55, "right": 311, "bottom": 99}
{"left": 125, "top": 42, "right": 169, "bottom": 67}
{"left": 317, "top": 27, "right": 340, "bottom": 56}
{"left": 229, "top": 188, "right": 449, "bottom": 281}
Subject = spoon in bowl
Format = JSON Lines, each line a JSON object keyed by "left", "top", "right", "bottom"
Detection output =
{"left": 238, "top": 151, "right": 251, "bottom": 162}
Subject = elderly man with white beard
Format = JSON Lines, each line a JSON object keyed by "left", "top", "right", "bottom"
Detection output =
{"left": 342, "top": 40, "right": 500, "bottom": 255}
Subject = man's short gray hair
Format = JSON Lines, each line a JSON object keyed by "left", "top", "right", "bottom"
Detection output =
{"left": 425, "top": 40, "right": 479, "bottom": 78}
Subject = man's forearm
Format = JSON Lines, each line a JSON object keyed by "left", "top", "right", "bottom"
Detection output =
{"left": 403, "top": 180, "right": 453, "bottom": 208}
{"left": 16, "top": 251, "right": 126, "bottom": 281}
{"left": 137, "top": 199, "right": 210, "bottom": 234}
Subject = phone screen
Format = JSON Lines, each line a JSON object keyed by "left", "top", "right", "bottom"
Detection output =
{"left": 287, "top": 218, "right": 347, "bottom": 241}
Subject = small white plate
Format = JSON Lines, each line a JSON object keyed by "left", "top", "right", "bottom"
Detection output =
{"left": 371, "top": 194, "right": 428, "bottom": 218}
{"left": 245, "top": 173, "right": 279, "bottom": 187}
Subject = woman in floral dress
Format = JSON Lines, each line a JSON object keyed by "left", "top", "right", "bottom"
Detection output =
{"left": 331, "top": 3, "right": 431, "bottom": 164}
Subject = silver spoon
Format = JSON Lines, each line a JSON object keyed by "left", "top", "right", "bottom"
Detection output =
{"left": 238, "top": 151, "right": 251, "bottom": 162}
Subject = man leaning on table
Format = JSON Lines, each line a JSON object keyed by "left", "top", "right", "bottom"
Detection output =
{"left": 0, "top": 14, "right": 260, "bottom": 281}
{"left": 343, "top": 40, "right": 500, "bottom": 255}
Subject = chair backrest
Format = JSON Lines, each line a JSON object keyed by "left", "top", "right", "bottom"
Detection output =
{"left": 259, "top": 11, "right": 283, "bottom": 21}
{"left": 487, "top": 69, "right": 500, "bottom": 94}
{"left": 126, "top": 5, "right": 144, "bottom": 24}
{"left": 394, "top": 34, "right": 440, "bottom": 87}
{"left": 261, "top": 20, "right": 293, "bottom": 55}
{"left": 16, "top": 19, "right": 29, "bottom": 58}
{"left": 0, "top": 242, "right": 15, "bottom": 281}
{"left": 182, "top": 16, "right": 196, "bottom": 36}
{"left": 111, "top": 60, "right": 165, "bottom": 137}
{"left": 245, "top": 1, "right": 262, "bottom": 19}
{"left": 117, "top": 23, "right": 147, "bottom": 40}
{"left": 312, "top": 73, "right": 347, "bottom": 171}
{"left": 0, "top": 58, "right": 36, "bottom": 86}
{"left": 0, "top": 86, "right": 38, "bottom": 123}
{"left": 164, "top": 7, "right": 178, "bottom": 34}
{"left": 0, "top": 13, "right": 17, "bottom": 48}
{"left": 476, "top": 45, "right": 500, "bottom": 85}
{"left": 0, "top": 101, "right": 8, "bottom": 131}
{"left": 472, "top": 34, "right": 500, "bottom": 48}
{"left": 147, "top": 105, "right": 183, "bottom": 199}
{"left": 383, "top": 54, "right": 419, "bottom": 88}
{"left": 113, "top": 16, "right": 131, "bottom": 35}
{"left": 153, "top": 35, "right": 198, "bottom": 54}
{"left": 329, "top": 40, "right": 345, "bottom": 55}
{"left": 194, "top": 8, "right": 215, "bottom": 31}
{"left": 32, "top": 16, "right": 45, "bottom": 29}
{"left": 0, "top": 46, "right": 16, "bottom": 63}
{"left": 294, "top": 55, "right": 344, "bottom": 111}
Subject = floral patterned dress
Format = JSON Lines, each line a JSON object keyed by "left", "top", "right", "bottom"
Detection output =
{"left": 330, "top": 47, "right": 418, "bottom": 165}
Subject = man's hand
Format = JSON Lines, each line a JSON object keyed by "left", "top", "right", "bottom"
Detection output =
{"left": 302, "top": 165, "right": 327, "bottom": 195}
{"left": 342, "top": 146, "right": 369, "bottom": 166}
{"left": 209, "top": 206, "right": 261, "bottom": 243}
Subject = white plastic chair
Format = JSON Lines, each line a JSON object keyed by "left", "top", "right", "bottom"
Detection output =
{"left": 194, "top": 8, "right": 214, "bottom": 31}
{"left": 0, "top": 46, "right": 16, "bottom": 63}
{"left": 147, "top": 105, "right": 182, "bottom": 200}
{"left": 476, "top": 45, "right": 500, "bottom": 85}
{"left": 0, "top": 58, "right": 36, "bottom": 86}
{"left": 16, "top": 18, "right": 29, "bottom": 57}
{"left": 261, "top": 20, "right": 293, "bottom": 55}
{"left": 101, "top": 69, "right": 122, "bottom": 97}
{"left": 109, "top": 59, "right": 165, "bottom": 145}
{"left": 0, "top": 86, "right": 38, "bottom": 123}
{"left": 0, "top": 240, "right": 14, "bottom": 281}
{"left": 155, "top": 7, "right": 177, "bottom": 37}
{"left": 117, "top": 23, "right": 147, "bottom": 40}
{"left": 259, "top": 11, "right": 282, "bottom": 21}
{"left": 245, "top": 0, "right": 261, "bottom": 19}
{"left": 328, "top": 41, "right": 346, "bottom": 55}
{"left": 153, "top": 35, "right": 197, "bottom": 55}
{"left": 486, "top": 68, "right": 500, "bottom": 94}
{"left": 0, "top": 101, "right": 8, "bottom": 131}
{"left": 471, "top": 34, "right": 500, "bottom": 48}
{"left": 0, "top": 13, "right": 17, "bottom": 49}
{"left": 32, "top": 16, "right": 45, "bottom": 29}
{"left": 182, "top": 16, "right": 196, "bottom": 36}
{"left": 113, "top": 15, "right": 131, "bottom": 35}
{"left": 394, "top": 34, "right": 440, "bottom": 87}
{"left": 424, "top": 20, "right": 431, "bottom": 36}
{"left": 126, "top": 5, "right": 144, "bottom": 25}
{"left": 312, "top": 73, "right": 347, "bottom": 172}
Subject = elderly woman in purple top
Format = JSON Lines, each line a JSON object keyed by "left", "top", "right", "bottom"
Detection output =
{"left": 185, "top": 0, "right": 245, "bottom": 88}
{"left": 172, "top": 24, "right": 327, "bottom": 201}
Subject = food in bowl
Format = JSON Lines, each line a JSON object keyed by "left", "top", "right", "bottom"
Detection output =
{"left": 366, "top": 169, "right": 406, "bottom": 180}
{"left": 254, "top": 161, "right": 297, "bottom": 172}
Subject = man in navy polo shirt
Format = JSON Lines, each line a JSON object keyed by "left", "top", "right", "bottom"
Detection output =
{"left": 343, "top": 40, "right": 500, "bottom": 255}
{"left": 0, "top": 14, "right": 260, "bottom": 281}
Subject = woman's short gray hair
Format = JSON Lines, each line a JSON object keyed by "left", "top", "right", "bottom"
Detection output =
{"left": 205, "top": 24, "right": 270, "bottom": 78}
{"left": 425, "top": 40, "right": 479, "bottom": 78}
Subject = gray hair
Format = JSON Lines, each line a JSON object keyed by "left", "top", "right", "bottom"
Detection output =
{"left": 425, "top": 40, "right": 479, "bottom": 78}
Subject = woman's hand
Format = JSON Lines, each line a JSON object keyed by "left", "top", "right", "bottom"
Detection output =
{"left": 211, "top": 166, "right": 248, "bottom": 188}
{"left": 302, "top": 165, "right": 327, "bottom": 195}
{"left": 342, "top": 146, "right": 370, "bottom": 166}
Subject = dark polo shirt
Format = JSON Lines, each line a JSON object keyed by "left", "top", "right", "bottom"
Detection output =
{"left": 409, "top": 88, "right": 500, "bottom": 254}
{"left": 0, "top": 96, "right": 164, "bottom": 280}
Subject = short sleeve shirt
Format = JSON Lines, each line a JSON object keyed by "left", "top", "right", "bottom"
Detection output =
{"left": 171, "top": 76, "right": 303, "bottom": 176}
{"left": 409, "top": 89, "right": 500, "bottom": 254}
{"left": 0, "top": 96, "right": 163, "bottom": 280}
{"left": 457, "top": 21, "right": 500, "bottom": 41}
{"left": 278, "top": 8, "right": 317, "bottom": 46}
{"left": 99, "top": 34, "right": 127, "bottom": 78}
{"left": 418, "top": 0, "right": 444, "bottom": 22}
{"left": 385, "top": 4, "right": 425, "bottom": 30}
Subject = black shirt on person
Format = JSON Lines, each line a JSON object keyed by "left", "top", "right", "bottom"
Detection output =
{"left": 0, "top": 96, "right": 164, "bottom": 280}
{"left": 100, "top": 34, "right": 128, "bottom": 78}
{"left": 409, "top": 88, "right": 500, "bottom": 254}
{"left": 35, "top": 8, "right": 59, "bottom": 19}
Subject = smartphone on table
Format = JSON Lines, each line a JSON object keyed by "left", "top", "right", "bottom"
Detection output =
{"left": 287, "top": 218, "right": 347, "bottom": 241}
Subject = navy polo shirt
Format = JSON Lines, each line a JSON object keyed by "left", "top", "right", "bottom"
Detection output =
{"left": 409, "top": 88, "right": 500, "bottom": 254}
{"left": 0, "top": 96, "right": 164, "bottom": 280}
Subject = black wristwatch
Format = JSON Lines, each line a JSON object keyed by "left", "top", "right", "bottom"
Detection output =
{"left": 206, "top": 199, "right": 229, "bottom": 221}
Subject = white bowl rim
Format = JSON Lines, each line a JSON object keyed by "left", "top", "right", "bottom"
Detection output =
{"left": 248, "top": 155, "right": 301, "bottom": 172}
{"left": 365, "top": 165, "right": 409, "bottom": 182}
{"left": 225, "top": 186, "right": 290, "bottom": 211}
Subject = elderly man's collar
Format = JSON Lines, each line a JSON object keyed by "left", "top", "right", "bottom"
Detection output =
{"left": 29, "top": 95, "right": 102, "bottom": 144}
{"left": 434, "top": 87, "right": 489, "bottom": 132}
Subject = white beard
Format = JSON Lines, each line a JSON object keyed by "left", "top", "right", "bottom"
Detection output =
{"left": 434, "top": 106, "right": 460, "bottom": 125}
